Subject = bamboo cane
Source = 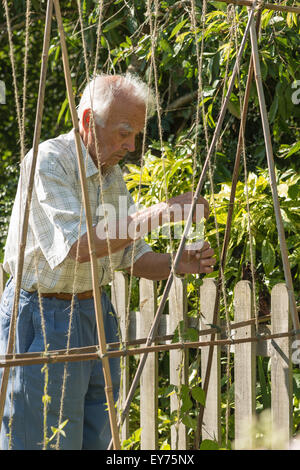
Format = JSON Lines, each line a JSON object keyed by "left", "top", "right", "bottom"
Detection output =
{"left": 0, "top": 314, "right": 272, "bottom": 369}
{"left": 107, "top": 1, "right": 257, "bottom": 449}
{"left": 0, "top": 0, "right": 54, "bottom": 435}
{"left": 52, "top": 0, "right": 120, "bottom": 450}
{"left": 194, "top": 9, "right": 263, "bottom": 449}
{"left": 0, "top": 328, "right": 297, "bottom": 368}
{"left": 249, "top": 16, "right": 300, "bottom": 339}
{"left": 211, "top": 0, "right": 300, "bottom": 14}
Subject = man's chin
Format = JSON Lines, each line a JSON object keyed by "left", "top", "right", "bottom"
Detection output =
{"left": 101, "top": 158, "right": 122, "bottom": 172}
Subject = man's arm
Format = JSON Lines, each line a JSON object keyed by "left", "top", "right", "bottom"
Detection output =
{"left": 125, "top": 242, "right": 216, "bottom": 281}
{"left": 69, "top": 192, "right": 209, "bottom": 263}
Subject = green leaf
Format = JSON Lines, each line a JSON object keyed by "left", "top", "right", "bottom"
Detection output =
{"left": 103, "top": 18, "right": 124, "bottom": 33}
{"left": 181, "top": 415, "right": 197, "bottom": 430}
{"left": 180, "top": 385, "right": 193, "bottom": 412}
{"left": 285, "top": 141, "right": 300, "bottom": 158}
{"left": 269, "top": 95, "right": 278, "bottom": 123}
{"left": 42, "top": 394, "right": 51, "bottom": 405}
{"left": 293, "top": 374, "right": 300, "bottom": 400}
{"left": 261, "top": 239, "right": 276, "bottom": 275}
{"left": 57, "top": 97, "right": 69, "bottom": 125}
{"left": 180, "top": 396, "right": 193, "bottom": 413}
{"left": 288, "top": 183, "right": 299, "bottom": 200}
{"left": 184, "top": 327, "right": 199, "bottom": 342}
{"left": 257, "top": 357, "right": 271, "bottom": 409}
{"left": 200, "top": 439, "right": 219, "bottom": 450}
{"left": 169, "top": 19, "right": 188, "bottom": 40}
{"left": 160, "top": 439, "right": 171, "bottom": 450}
{"left": 191, "top": 386, "right": 206, "bottom": 406}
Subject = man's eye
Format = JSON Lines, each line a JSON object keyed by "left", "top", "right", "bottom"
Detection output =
{"left": 120, "top": 132, "right": 129, "bottom": 137}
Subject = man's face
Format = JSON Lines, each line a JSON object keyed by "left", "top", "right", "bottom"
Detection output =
{"left": 88, "top": 93, "right": 146, "bottom": 171}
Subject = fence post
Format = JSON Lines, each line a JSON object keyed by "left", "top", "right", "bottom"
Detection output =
{"left": 200, "top": 278, "right": 221, "bottom": 444}
{"left": 139, "top": 278, "right": 158, "bottom": 450}
{"left": 270, "top": 283, "right": 292, "bottom": 448}
{"left": 169, "top": 276, "right": 188, "bottom": 450}
{"left": 234, "top": 280, "right": 256, "bottom": 449}
{"left": 111, "top": 271, "right": 129, "bottom": 445}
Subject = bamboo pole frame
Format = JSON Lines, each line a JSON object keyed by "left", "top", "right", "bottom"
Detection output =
{"left": 52, "top": 0, "right": 120, "bottom": 450}
{"left": 1, "top": 0, "right": 299, "bottom": 451}
{"left": 0, "top": 314, "right": 272, "bottom": 368}
{"left": 248, "top": 14, "right": 300, "bottom": 338}
{"left": 0, "top": 328, "right": 297, "bottom": 368}
{"left": 0, "top": 0, "right": 54, "bottom": 434}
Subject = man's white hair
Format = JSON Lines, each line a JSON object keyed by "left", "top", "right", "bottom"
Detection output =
{"left": 78, "top": 73, "right": 156, "bottom": 127}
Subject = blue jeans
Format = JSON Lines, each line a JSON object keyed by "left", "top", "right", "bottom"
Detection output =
{"left": 0, "top": 277, "right": 120, "bottom": 450}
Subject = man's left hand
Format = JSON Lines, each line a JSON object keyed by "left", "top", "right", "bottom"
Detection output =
{"left": 175, "top": 241, "right": 216, "bottom": 275}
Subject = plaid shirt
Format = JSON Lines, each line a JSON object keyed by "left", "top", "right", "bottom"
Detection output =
{"left": 3, "top": 129, "right": 152, "bottom": 293}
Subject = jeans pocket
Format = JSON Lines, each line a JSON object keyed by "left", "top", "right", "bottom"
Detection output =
{"left": 0, "top": 290, "right": 12, "bottom": 321}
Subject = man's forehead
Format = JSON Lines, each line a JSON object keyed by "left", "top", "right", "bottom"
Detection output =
{"left": 108, "top": 97, "right": 146, "bottom": 126}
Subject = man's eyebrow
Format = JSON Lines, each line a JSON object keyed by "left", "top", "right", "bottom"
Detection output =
{"left": 117, "top": 122, "right": 133, "bottom": 132}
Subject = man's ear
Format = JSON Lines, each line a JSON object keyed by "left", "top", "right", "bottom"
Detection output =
{"left": 82, "top": 108, "right": 92, "bottom": 132}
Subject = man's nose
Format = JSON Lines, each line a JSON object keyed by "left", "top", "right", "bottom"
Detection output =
{"left": 123, "top": 136, "right": 135, "bottom": 153}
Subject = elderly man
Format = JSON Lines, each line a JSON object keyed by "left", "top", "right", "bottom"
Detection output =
{"left": 0, "top": 73, "right": 215, "bottom": 450}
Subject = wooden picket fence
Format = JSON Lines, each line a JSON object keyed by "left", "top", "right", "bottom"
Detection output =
{"left": 111, "top": 271, "right": 293, "bottom": 450}
{"left": 0, "top": 266, "right": 293, "bottom": 450}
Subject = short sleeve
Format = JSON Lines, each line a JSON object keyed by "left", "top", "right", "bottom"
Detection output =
{"left": 28, "top": 147, "right": 87, "bottom": 270}
{"left": 119, "top": 238, "right": 152, "bottom": 270}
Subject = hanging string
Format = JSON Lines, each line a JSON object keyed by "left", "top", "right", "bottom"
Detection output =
{"left": 2, "top": 0, "right": 33, "bottom": 449}
{"left": 93, "top": 0, "right": 104, "bottom": 77}
{"left": 221, "top": 5, "right": 237, "bottom": 446}
{"left": 32, "top": 233, "right": 51, "bottom": 449}
{"left": 2, "top": 0, "right": 25, "bottom": 160}
{"left": 54, "top": 202, "right": 86, "bottom": 450}
{"left": 147, "top": 0, "right": 176, "bottom": 263}
{"left": 189, "top": 0, "right": 205, "bottom": 189}
{"left": 233, "top": 9, "right": 259, "bottom": 334}
{"left": 21, "top": 0, "right": 31, "bottom": 157}
{"left": 188, "top": 0, "right": 211, "bottom": 441}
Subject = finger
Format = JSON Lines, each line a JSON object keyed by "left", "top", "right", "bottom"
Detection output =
{"left": 196, "top": 248, "right": 214, "bottom": 260}
{"left": 201, "top": 266, "right": 215, "bottom": 274}
{"left": 199, "top": 257, "right": 217, "bottom": 269}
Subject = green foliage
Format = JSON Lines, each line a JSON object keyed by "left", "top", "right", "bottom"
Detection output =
{"left": 1, "top": 0, "right": 299, "bottom": 450}
{"left": 125, "top": 141, "right": 300, "bottom": 314}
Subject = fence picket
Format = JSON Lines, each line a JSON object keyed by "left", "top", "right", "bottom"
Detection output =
{"left": 270, "top": 283, "right": 292, "bottom": 448}
{"left": 139, "top": 278, "right": 158, "bottom": 450}
{"left": 234, "top": 280, "right": 256, "bottom": 449}
{"left": 169, "top": 276, "right": 188, "bottom": 450}
{"left": 200, "top": 278, "right": 221, "bottom": 444}
{"left": 111, "top": 271, "right": 129, "bottom": 443}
